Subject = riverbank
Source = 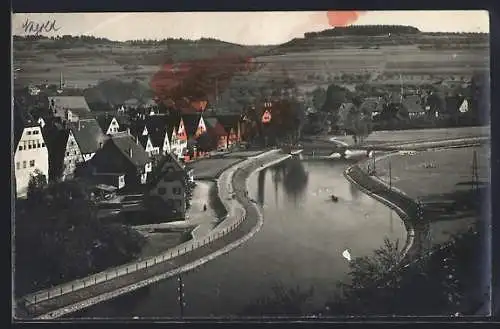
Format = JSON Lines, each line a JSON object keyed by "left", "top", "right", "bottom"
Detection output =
{"left": 20, "top": 149, "right": 292, "bottom": 319}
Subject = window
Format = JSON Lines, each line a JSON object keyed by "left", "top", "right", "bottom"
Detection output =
{"left": 27, "top": 130, "right": 32, "bottom": 135}
{"left": 28, "top": 144, "right": 32, "bottom": 149}
{"left": 158, "top": 187, "right": 166, "bottom": 195}
{"left": 173, "top": 187, "right": 181, "bottom": 195}
{"left": 41, "top": 143, "right": 45, "bottom": 148}
{"left": 22, "top": 161, "right": 26, "bottom": 168}
{"left": 29, "top": 160, "right": 35, "bottom": 167}
{"left": 18, "top": 146, "right": 22, "bottom": 151}
{"left": 37, "top": 142, "right": 41, "bottom": 148}
{"left": 33, "top": 130, "right": 39, "bottom": 135}
{"left": 16, "top": 162, "right": 20, "bottom": 170}
{"left": 66, "top": 152, "right": 70, "bottom": 156}
{"left": 70, "top": 141, "right": 74, "bottom": 146}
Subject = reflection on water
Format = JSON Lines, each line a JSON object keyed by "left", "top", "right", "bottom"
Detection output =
{"left": 74, "top": 159, "right": 406, "bottom": 319}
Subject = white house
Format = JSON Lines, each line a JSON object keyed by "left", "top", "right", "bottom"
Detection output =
{"left": 170, "top": 121, "right": 188, "bottom": 160}
{"left": 14, "top": 123, "right": 49, "bottom": 198}
{"left": 459, "top": 99, "right": 469, "bottom": 113}
{"left": 97, "top": 116, "right": 121, "bottom": 135}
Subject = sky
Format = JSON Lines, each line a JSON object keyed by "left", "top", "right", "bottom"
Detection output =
{"left": 12, "top": 11, "right": 489, "bottom": 45}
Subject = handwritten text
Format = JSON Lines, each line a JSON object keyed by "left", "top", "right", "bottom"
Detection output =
{"left": 22, "top": 18, "right": 60, "bottom": 35}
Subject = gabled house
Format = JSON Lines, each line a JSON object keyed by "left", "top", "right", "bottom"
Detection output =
{"left": 147, "top": 153, "right": 187, "bottom": 218}
{"left": 13, "top": 119, "right": 49, "bottom": 198}
{"left": 170, "top": 123, "right": 188, "bottom": 160}
{"left": 402, "top": 95, "right": 426, "bottom": 118}
{"left": 194, "top": 115, "right": 207, "bottom": 138}
{"left": 97, "top": 115, "right": 122, "bottom": 135}
{"left": 216, "top": 114, "right": 241, "bottom": 148}
{"left": 48, "top": 96, "right": 91, "bottom": 120}
{"left": 68, "top": 119, "right": 107, "bottom": 162}
{"left": 90, "top": 132, "right": 152, "bottom": 186}
{"left": 143, "top": 116, "right": 171, "bottom": 156}
{"left": 60, "top": 129, "right": 85, "bottom": 181}
{"left": 203, "top": 117, "right": 228, "bottom": 151}
{"left": 458, "top": 98, "right": 469, "bottom": 113}
{"left": 137, "top": 135, "right": 156, "bottom": 157}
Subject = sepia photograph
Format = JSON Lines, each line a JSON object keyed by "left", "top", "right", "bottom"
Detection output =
{"left": 11, "top": 10, "right": 491, "bottom": 320}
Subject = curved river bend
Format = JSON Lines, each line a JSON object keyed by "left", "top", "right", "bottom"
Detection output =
{"left": 72, "top": 158, "right": 406, "bottom": 318}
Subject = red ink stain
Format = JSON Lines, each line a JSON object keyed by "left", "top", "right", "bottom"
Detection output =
{"left": 326, "top": 11, "right": 366, "bottom": 27}
{"left": 150, "top": 54, "right": 256, "bottom": 113}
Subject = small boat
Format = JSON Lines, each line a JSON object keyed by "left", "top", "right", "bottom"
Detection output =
{"left": 331, "top": 195, "right": 339, "bottom": 202}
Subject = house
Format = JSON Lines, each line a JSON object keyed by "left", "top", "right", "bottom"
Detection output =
{"left": 203, "top": 117, "right": 228, "bottom": 151}
{"left": 458, "top": 98, "right": 469, "bottom": 113}
{"left": 170, "top": 120, "right": 188, "bottom": 160}
{"left": 90, "top": 132, "right": 152, "bottom": 186}
{"left": 216, "top": 114, "right": 242, "bottom": 148}
{"left": 116, "top": 105, "right": 126, "bottom": 115}
{"left": 13, "top": 119, "right": 49, "bottom": 198}
{"left": 66, "top": 107, "right": 94, "bottom": 123}
{"left": 48, "top": 96, "right": 91, "bottom": 120}
{"left": 143, "top": 115, "right": 174, "bottom": 156}
{"left": 28, "top": 85, "right": 41, "bottom": 96}
{"left": 97, "top": 115, "right": 122, "bottom": 135}
{"left": 59, "top": 129, "right": 85, "bottom": 181}
{"left": 360, "top": 97, "right": 384, "bottom": 119}
{"left": 137, "top": 135, "right": 156, "bottom": 157}
{"left": 147, "top": 152, "right": 187, "bottom": 218}
{"left": 445, "top": 95, "right": 466, "bottom": 117}
{"left": 68, "top": 119, "right": 107, "bottom": 161}
{"left": 402, "top": 95, "right": 426, "bottom": 118}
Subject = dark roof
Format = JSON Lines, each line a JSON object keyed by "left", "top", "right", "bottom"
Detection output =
{"left": 181, "top": 114, "right": 202, "bottom": 137}
{"left": 215, "top": 114, "right": 240, "bottom": 132}
{"left": 116, "top": 115, "right": 131, "bottom": 127}
{"left": 445, "top": 95, "right": 466, "bottom": 114}
{"left": 109, "top": 133, "right": 150, "bottom": 168}
{"left": 69, "top": 119, "right": 107, "bottom": 154}
{"left": 148, "top": 152, "right": 186, "bottom": 187}
{"left": 137, "top": 135, "right": 151, "bottom": 149}
{"left": 144, "top": 116, "right": 169, "bottom": 147}
{"left": 204, "top": 117, "right": 227, "bottom": 137}
{"left": 402, "top": 95, "right": 426, "bottom": 113}
{"left": 69, "top": 107, "right": 93, "bottom": 118}
{"left": 48, "top": 96, "right": 90, "bottom": 111}
{"left": 96, "top": 115, "right": 115, "bottom": 133}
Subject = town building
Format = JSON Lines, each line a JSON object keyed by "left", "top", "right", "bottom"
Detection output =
{"left": 97, "top": 115, "right": 122, "bottom": 135}
{"left": 360, "top": 97, "right": 385, "bottom": 119}
{"left": 14, "top": 120, "right": 49, "bottom": 198}
{"left": 147, "top": 152, "right": 187, "bottom": 219}
{"left": 402, "top": 95, "right": 426, "bottom": 118}
{"left": 203, "top": 117, "right": 228, "bottom": 151}
{"left": 137, "top": 135, "right": 156, "bottom": 157}
{"left": 61, "top": 130, "right": 85, "bottom": 180}
{"left": 48, "top": 96, "right": 91, "bottom": 120}
{"left": 215, "top": 114, "right": 242, "bottom": 149}
{"left": 68, "top": 119, "right": 107, "bottom": 162}
{"left": 171, "top": 117, "right": 188, "bottom": 160}
{"left": 89, "top": 132, "right": 152, "bottom": 186}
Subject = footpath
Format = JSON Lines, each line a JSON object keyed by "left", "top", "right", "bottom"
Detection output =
{"left": 18, "top": 149, "right": 292, "bottom": 320}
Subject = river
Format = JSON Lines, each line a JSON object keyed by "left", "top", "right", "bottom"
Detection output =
{"left": 71, "top": 157, "right": 406, "bottom": 319}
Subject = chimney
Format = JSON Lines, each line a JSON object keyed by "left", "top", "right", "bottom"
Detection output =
{"left": 129, "top": 147, "right": 133, "bottom": 158}
{"left": 127, "top": 127, "right": 131, "bottom": 135}
{"left": 78, "top": 120, "right": 81, "bottom": 131}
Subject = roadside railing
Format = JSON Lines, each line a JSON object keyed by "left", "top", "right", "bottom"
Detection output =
{"left": 21, "top": 174, "right": 252, "bottom": 308}
{"left": 22, "top": 209, "right": 247, "bottom": 307}
{"left": 21, "top": 149, "right": 282, "bottom": 309}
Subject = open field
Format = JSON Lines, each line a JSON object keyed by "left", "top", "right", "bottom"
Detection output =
{"left": 373, "top": 145, "right": 490, "bottom": 247}
{"left": 14, "top": 40, "right": 489, "bottom": 92}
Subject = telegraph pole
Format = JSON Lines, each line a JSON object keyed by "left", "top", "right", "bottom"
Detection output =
{"left": 389, "top": 159, "right": 393, "bottom": 233}
{"left": 177, "top": 275, "right": 185, "bottom": 319}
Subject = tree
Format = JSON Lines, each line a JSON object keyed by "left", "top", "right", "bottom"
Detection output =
{"left": 26, "top": 169, "right": 47, "bottom": 206}
{"left": 344, "top": 105, "right": 373, "bottom": 144}
{"left": 311, "top": 87, "right": 327, "bottom": 110}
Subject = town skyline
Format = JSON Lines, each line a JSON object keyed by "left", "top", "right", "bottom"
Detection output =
{"left": 12, "top": 11, "right": 489, "bottom": 45}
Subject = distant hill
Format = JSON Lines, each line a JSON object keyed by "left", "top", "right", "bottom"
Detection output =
{"left": 264, "top": 25, "right": 489, "bottom": 55}
{"left": 13, "top": 35, "right": 271, "bottom": 65}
